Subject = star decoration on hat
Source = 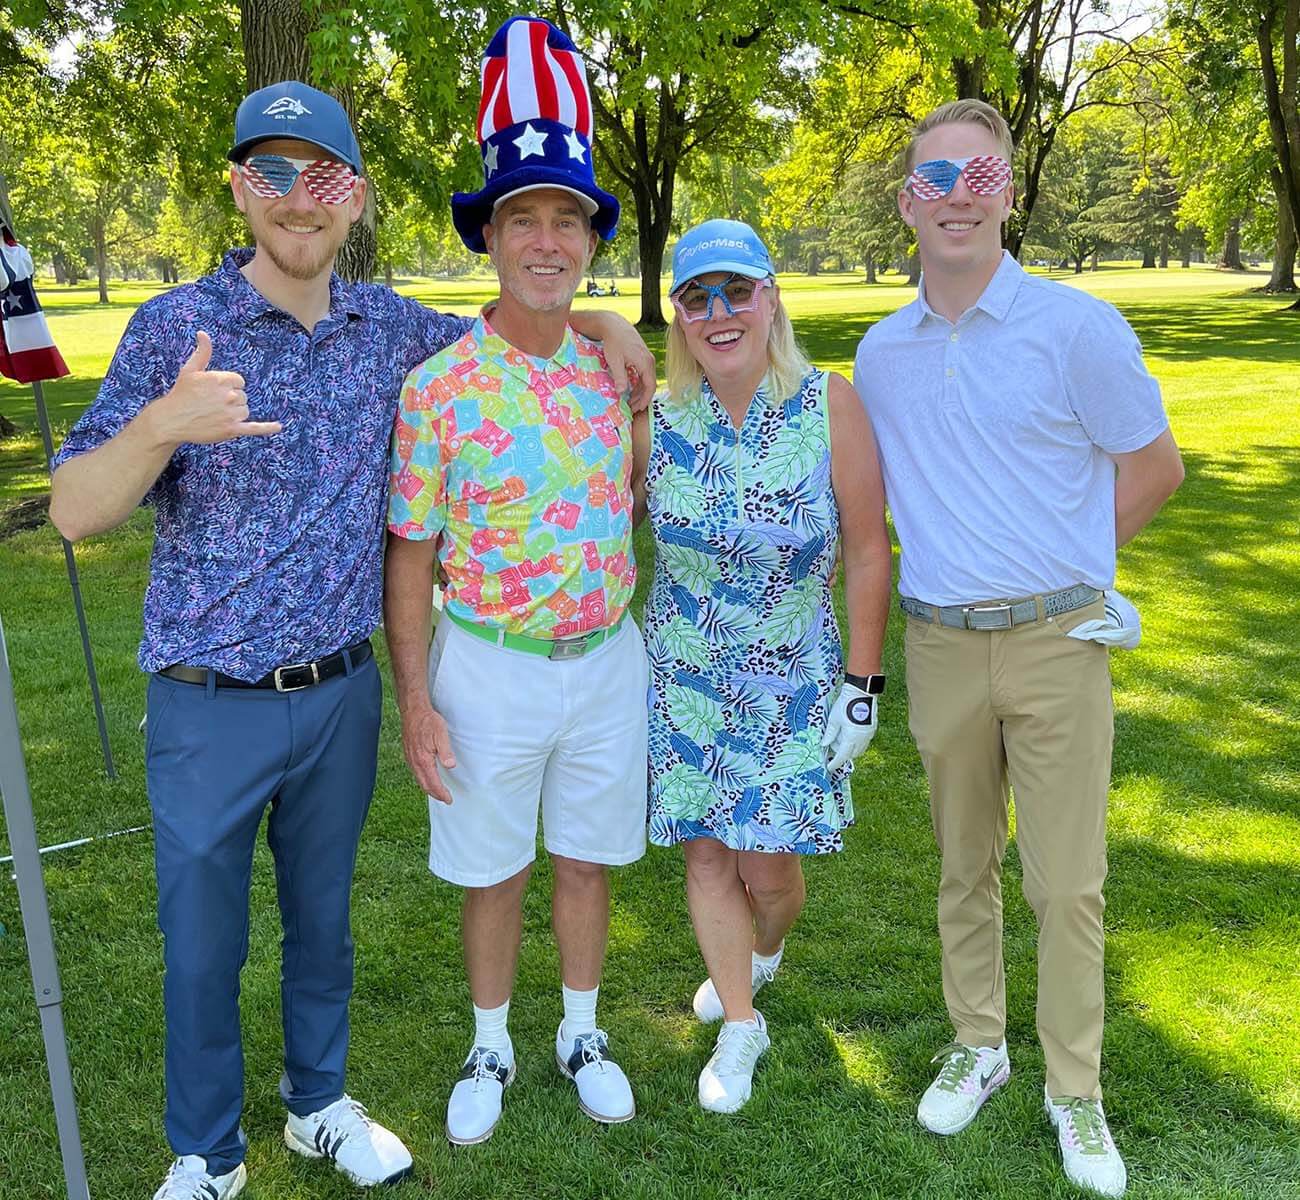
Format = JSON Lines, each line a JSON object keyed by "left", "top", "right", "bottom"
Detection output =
{"left": 484, "top": 141, "right": 500, "bottom": 177}
{"left": 564, "top": 131, "right": 586, "bottom": 162}
{"left": 513, "top": 123, "right": 547, "bottom": 160}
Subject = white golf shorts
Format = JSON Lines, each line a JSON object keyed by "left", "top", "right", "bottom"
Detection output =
{"left": 425, "top": 615, "right": 649, "bottom": 887}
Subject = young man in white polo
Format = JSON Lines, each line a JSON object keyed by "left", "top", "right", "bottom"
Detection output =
{"left": 854, "top": 100, "right": 1184, "bottom": 1197}
{"left": 383, "top": 17, "right": 646, "bottom": 1146}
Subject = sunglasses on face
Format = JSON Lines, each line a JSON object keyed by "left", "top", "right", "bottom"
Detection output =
{"left": 906, "top": 155, "right": 1013, "bottom": 200}
{"left": 671, "top": 274, "right": 771, "bottom": 323}
{"left": 237, "top": 155, "right": 359, "bottom": 204}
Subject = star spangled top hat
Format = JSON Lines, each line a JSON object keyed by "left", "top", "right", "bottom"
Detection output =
{"left": 451, "top": 16, "right": 620, "bottom": 253}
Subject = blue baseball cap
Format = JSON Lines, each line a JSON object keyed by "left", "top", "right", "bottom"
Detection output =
{"left": 670, "top": 219, "right": 774, "bottom": 294}
{"left": 228, "top": 81, "right": 362, "bottom": 174}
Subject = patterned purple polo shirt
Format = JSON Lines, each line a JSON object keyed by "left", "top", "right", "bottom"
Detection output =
{"left": 53, "top": 249, "right": 471, "bottom": 680}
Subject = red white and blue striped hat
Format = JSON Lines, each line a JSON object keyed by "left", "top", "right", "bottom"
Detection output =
{"left": 451, "top": 16, "right": 620, "bottom": 253}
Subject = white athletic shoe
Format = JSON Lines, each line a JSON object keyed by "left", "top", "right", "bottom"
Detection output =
{"left": 916, "top": 1041, "right": 1011, "bottom": 1135}
{"left": 556, "top": 1024, "right": 635, "bottom": 1123}
{"left": 692, "top": 957, "right": 780, "bottom": 1023}
{"left": 1045, "top": 1089, "right": 1128, "bottom": 1197}
{"left": 284, "top": 1094, "right": 413, "bottom": 1186}
{"left": 152, "top": 1155, "right": 247, "bottom": 1200}
{"left": 697, "top": 1011, "right": 770, "bottom": 1114}
{"left": 446, "top": 1045, "right": 516, "bottom": 1145}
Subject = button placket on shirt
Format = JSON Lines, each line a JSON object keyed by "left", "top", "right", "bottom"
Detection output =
{"left": 940, "top": 317, "right": 967, "bottom": 413}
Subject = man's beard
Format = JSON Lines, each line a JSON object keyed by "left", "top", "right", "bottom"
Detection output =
{"left": 260, "top": 232, "right": 341, "bottom": 281}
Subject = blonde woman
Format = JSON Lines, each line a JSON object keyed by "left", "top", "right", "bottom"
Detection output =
{"left": 631, "top": 220, "right": 891, "bottom": 1112}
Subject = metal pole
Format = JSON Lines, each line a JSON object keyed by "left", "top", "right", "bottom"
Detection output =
{"left": 30, "top": 380, "right": 116, "bottom": 779}
{"left": 0, "top": 612, "right": 92, "bottom": 1200}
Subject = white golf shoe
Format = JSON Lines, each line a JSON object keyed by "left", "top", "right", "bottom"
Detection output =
{"left": 916, "top": 1041, "right": 1011, "bottom": 1135}
{"left": 1045, "top": 1089, "right": 1128, "bottom": 1197}
{"left": 692, "top": 957, "right": 780, "bottom": 1023}
{"left": 152, "top": 1155, "right": 246, "bottom": 1200}
{"left": 445, "top": 1045, "right": 516, "bottom": 1145}
{"left": 284, "top": 1094, "right": 412, "bottom": 1186}
{"left": 555, "top": 1024, "right": 635, "bottom": 1123}
{"left": 697, "top": 1011, "right": 770, "bottom": 1114}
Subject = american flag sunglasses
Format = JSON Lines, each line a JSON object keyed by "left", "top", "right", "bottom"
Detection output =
{"left": 238, "top": 154, "right": 359, "bottom": 204}
{"left": 906, "top": 155, "right": 1012, "bottom": 200}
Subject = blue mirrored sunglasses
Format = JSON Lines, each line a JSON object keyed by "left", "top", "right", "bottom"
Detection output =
{"left": 671, "top": 274, "right": 771, "bottom": 323}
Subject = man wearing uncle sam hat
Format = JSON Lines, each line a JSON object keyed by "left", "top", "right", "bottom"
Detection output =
{"left": 385, "top": 16, "right": 648, "bottom": 1146}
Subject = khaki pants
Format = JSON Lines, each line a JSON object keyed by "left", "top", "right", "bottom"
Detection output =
{"left": 904, "top": 595, "right": 1113, "bottom": 1099}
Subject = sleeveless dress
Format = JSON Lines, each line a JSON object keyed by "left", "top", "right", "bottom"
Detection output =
{"left": 643, "top": 369, "right": 852, "bottom": 854}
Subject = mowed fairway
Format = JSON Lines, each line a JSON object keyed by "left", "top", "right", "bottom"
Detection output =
{"left": 1, "top": 265, "right": 1297, "bottom": 1200}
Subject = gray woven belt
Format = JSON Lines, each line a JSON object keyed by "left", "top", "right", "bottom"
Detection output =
{"left": 900, "top": 584, "right": 1100, "bottom": 631}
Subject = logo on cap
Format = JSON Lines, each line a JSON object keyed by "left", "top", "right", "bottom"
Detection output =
{"left": 263, "top": 97, "right": 312, "bottom": 118}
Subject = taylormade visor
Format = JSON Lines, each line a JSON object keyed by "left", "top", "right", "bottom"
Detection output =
{"left": 670, "top": 220, "right": 774, "bottom": 294}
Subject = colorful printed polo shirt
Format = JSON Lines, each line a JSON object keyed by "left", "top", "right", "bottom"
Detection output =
{"left": 387, "top": 312, "right": 635, "bottom": 639}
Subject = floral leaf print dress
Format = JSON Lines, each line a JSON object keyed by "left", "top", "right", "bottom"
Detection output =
{"left": 644, "top": 370, "right": 852, "bottom": 854}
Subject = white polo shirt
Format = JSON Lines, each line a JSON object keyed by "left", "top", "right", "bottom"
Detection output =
{"left": 854, "top": 252, "right": 1168, "bottom": 607}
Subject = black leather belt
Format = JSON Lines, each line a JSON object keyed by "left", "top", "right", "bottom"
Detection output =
{"left": 159, "top": 639, "right": 373, "bottom": 692}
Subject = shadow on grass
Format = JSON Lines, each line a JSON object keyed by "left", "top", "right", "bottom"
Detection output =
{"left": 1112, "top": 446, "right": 1300, "bottom": 820}
{"left": 1111, "top": 297, "right": 1300, "bottom": 363}
{"left": 810, "top": 279, "right": 1300, "bottom": 368}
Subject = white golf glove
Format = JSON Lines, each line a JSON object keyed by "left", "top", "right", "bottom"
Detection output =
{"left": 822, "top": 682, "right": 879, "bottom": 773}
{"left": 1066, "top": 589, "right": 1142, "bottom": 650}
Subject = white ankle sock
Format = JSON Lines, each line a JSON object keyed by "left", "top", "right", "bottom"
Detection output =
{"left": 753, "top": 943, "right": 784, "bottom": 975}
{"left": 560, "top": 983, "right": 599, "bottom": 1040}
{"left": 472, "top": 999, "right": 512, "bottom": 1057}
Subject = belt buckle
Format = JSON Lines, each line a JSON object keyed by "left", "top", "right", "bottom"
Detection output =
{"left": 273, "top": 660, "right": 320, "bottom": 692}
{"left": 963, "top": 603, "right": 1013, "bottom": 630}
{"left": 548, "top": 634, "right": 591, "bottom": 661}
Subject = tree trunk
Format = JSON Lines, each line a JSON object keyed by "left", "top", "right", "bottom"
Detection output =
{"left": 384, "top": 260, "right": 394, "bottom": 288}
{"left": 864, "top": 249, "right": 877, "bottom": 284}
{"left": 93, "top": 213, "right": 109, "bottom": 304}
{"left": 1266, "top": 168, "right": 1298, "bottom": 291}
{"left": 907, "top": 249, "right": 921, "bottom": 285}
{"left": 1074, "top": 249, "right": 1084, "bottom": 274}
{"left": 635, "top": 195, "right": 669, "bottom": 328}
{"left": 1159, "top": 235, "right": 1169, "bottom": 268}
{"left": 623, "top": 98, "right": 677, "bottom": 330}
{"left": 238, "top": 0, "right": 376, "bottom": 283}
{"left": 806, "top": 250, "right": 820, "bottom": 275}
{"left": 1256, "top": 0, "right": 1300, "bottom": 288}
{"left": 1090, "top": 248, "right": 1100, "bottom": 271}
{"left": 1219, "top": 218, "right": 1244, "bottom": 270}
{"left": 52, "top": 255, "right": 67, "bottom": 284}
{"left": 1007, "top": 130, "right": 1056, "bottom": 260}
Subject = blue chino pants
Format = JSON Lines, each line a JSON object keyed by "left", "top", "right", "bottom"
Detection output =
{"left": 144, "top": 652, "right": 381, "bottom": 1174}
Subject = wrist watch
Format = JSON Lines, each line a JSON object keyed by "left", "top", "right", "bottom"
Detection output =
{"left": 844, "top": 672, "right": 886, "bottom": 695}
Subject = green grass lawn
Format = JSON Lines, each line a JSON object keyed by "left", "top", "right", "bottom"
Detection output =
{"left": 1, "top": 265, "right": 1298, "bottom": 1199}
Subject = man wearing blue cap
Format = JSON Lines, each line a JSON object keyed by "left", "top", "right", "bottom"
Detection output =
{"left": 384, "top": 16, "right": 645, "bottom": 1147}
{"left": 49, "top": 78, "right": 652, "bottom": 1200}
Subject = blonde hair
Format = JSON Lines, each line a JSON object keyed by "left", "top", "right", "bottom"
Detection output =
{"left": 904, "top": 99, "right": 1014, "bottom": 172}
{"left": 665, "top": 288, "right": 812, "bottom": 407}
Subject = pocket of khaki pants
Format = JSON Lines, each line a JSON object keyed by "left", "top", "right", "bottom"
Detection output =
{"left": 1046, "top": 596, "right": 1109, "bottom": 640}
{"left": 903, "top": 614, "right": 941, "bottom": 648}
